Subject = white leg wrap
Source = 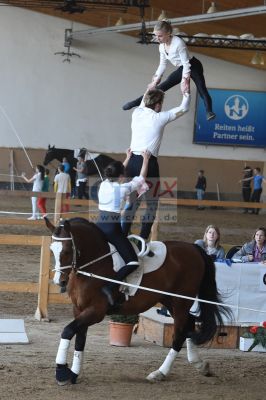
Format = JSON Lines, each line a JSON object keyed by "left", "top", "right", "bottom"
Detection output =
{"left": 55, "top": 338, "right": 70, "bottom": 365}
{"left": 71, "top": 350, "right": 84, "bottom": 376}
{"left": 186, "top": 338, "right": 201, "bottom": 364}
{"left": 186, "top": 338, "right": 210, "bottom": 375}
{"left": 159, "top": 348, "right": 178, "bottom": 376}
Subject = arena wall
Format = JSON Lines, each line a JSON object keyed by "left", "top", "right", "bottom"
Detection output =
{"left": 0, "top": 7, "right": 265, "bottom": 163}
{"left": 0, "top": 147, "right": 263, "bottom": 197}
{"left": 0, "top": 8, "right": 265, "bottom": 197}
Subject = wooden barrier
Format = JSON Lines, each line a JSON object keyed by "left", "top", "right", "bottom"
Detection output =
{"left": 2, "top": 188, "right": 266, "bottom": 212}
{"left": 0, "top": 234, "right": 48, "bottom": 311}
{"left": 0, "top": 233, "right": 71, "bottom": 321}
{"left": 1, "top": 189, "right": 266, "bottom": 227}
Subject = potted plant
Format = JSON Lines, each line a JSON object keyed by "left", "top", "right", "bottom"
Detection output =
{"left": 239, "top": 321, "right": 266, "bottom": 352}
{"left": 109, "top": 314, "right": 139, "bottom": 347}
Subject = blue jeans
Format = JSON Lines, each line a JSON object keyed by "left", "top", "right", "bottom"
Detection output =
{"left": 196, "top": 189, "right": 205, "bottom": 201}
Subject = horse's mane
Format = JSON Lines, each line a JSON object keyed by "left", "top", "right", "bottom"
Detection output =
{"left": 68, "top": 217, "right": 93, "bottom": 226}
{"left": 58, "top": 217, "right": 107, "bottom": 242}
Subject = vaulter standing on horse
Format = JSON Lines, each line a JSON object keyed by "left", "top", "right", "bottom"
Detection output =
{"left": 121, "top": 88, "right": 190, "bottom": 242}
{"left": 97, "top": 149, "right": 150, "bottom": 306}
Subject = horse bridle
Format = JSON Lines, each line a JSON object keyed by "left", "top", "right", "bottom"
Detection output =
{"left": 51, "top": 232, "right": 117, "bottom": 275}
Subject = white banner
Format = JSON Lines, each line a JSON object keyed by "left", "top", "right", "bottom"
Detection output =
{"left": 215, "top": 262, "right": 266, "bottom": 323}
{"left": 259, "top": 269, "right": 266, "bottom": 292}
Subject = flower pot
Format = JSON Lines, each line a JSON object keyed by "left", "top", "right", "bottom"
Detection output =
{"left": 239, "top": 337, "right": 266, "bottom": 352}
{"left": 109, "top": 321, "right": 134, "bottom": 347}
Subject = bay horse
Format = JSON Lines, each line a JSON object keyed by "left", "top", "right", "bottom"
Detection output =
{"left": 45, "top": 217, "right": 231, "bottom": 386}
{"left": 43, "top": 145, "right": 114, "bottom": 198}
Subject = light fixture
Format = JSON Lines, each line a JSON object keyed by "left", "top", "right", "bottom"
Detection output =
{"left": 251, "top": 52, "right": 265, "bottom": 65}
{"left": 115, "top": 17, "right": 125, "bottom": 26}
{"left": 207, "top": 2, "right": 218, "bottom": 14}
{"left": 158, "top": 10, "right": 167, "bottom": 21}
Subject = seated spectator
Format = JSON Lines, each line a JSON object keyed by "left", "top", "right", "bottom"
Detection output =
{"left": 195, "top": 225, "right": 225, "bottom": 260}
{"left": 232, "top": 227, "right": 266, "bottom": 263}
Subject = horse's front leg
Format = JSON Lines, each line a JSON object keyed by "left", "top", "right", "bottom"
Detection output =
{"left": 55, "top": 307, "right": 104, "bottom": 385}
{"left": 55, "top": 321, "right": 87, "bottom": 385}
{"left": 56, "top": 323, "right": 87, "bottom": 385}
{"left": 70, "top": 325, "right": 88, "bottom": 384}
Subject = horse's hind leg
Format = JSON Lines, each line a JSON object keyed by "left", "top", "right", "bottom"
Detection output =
{"left": 146, "top": 301, "right": 194, "bottom": 382}
{"left": 186, "top": 337, "right": 210, "bottom": 376}
{"left": 146, "top": 302, "right": 188, "bottom": 382}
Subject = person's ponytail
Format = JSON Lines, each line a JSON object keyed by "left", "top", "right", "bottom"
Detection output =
{"left": 104, "top": 161, "right": 124, "bottom": 181}
{"left": 154, "top": 19, "right": 172, "bottom": 34}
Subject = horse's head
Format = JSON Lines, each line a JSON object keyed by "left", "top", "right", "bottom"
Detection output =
{"left": 45, "top": 217, "right": 74, "bottom": 292}
{"left": 43, "top": 145, "right": 56, "bottom": 166}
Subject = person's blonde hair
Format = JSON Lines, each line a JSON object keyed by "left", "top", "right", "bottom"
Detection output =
{"left": 203, "top": 225, "right": 221, "bottom": 248}
{"left": 144, "top": 89, "right": 165, "bottom": 108}
{"left": 153, "top": 20, "right": 172, "bottom": 34}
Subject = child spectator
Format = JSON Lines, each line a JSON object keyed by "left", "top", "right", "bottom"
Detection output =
{"left": 54, "top": 164, "right": 71, "bottom": 213}
{"left": 37, "top": 168, "right": 50, "bottom": 218}
{"left": 21, "top": 165, "right": 44, "bottom": 220}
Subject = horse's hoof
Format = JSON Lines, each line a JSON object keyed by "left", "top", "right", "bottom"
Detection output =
{"left": 57, "top": 379, "right": 70, "bottom": 386}
{"left": 70, "top": 371, "right": 78, "bottom": 384}
{"left": 192, "top": 360, "right": 211, "bottom": 376}
{"left": 146, "top": 369, "right": 166, "bottom": 383}
{"left": 56, "top": 364, "right": 72, "bottom": 385}
{"left": 199, "top": 361, "right": 211, "bottom": 376}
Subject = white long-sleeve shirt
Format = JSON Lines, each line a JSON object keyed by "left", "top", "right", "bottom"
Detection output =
{"left": 32, "top": 172, "right": 43, "bottom": 192}
{"left": 130, "top": 94, "right": 190, "bottom": 157}
{"left": 155, "top": 36, "right": 191, "bottom": 79}
{"left": 98, "top": 176, "right": 146, "bottom": 213}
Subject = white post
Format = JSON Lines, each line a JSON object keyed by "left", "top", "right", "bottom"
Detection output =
{"left": 9, "top": 149, "right": 14, "bottom": 191}
{"left": 216, "top": 182, "right": 220, "bottom": 201}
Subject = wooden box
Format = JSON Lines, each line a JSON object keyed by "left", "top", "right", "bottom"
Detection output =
{"left": 138, "top": 307, "right": 174, "bottom": 348}
{"left": 202, "top": 325, "right": 239, "bottom": 349}
{"left": 138, "top": 308, "right": 240, "bottom": 349}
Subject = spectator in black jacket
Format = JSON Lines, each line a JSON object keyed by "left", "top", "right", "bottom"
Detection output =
{"left": 195, "top": 170, "right": 207, "bottom": 210}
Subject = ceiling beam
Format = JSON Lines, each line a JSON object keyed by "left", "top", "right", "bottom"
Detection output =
{"left": 70, "top": 5, "right": 266, "bottom": 39}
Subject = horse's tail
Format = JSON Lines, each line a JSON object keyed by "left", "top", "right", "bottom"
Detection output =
{"left": 190, "top": 245, "right": 233, "bottom": 345}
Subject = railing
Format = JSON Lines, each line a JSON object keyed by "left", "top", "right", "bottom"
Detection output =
{"left": 1, "top": 188, "right": 265, "bottom": 228}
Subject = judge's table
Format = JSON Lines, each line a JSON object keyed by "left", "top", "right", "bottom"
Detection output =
{"left": 138, "top": 262, "right": 266, "bottom": 348}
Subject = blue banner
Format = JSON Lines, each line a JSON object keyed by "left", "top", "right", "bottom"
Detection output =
{"left": 194, "top": 89, "right": 266, "bottom": 147}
